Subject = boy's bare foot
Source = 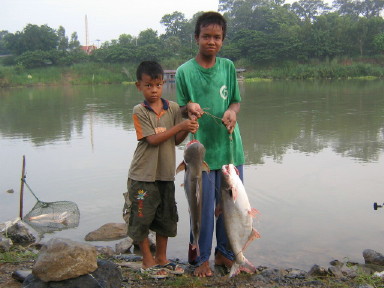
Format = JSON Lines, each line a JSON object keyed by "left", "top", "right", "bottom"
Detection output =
{"left": 194, "top": 261, "right": 213, "bottom": 277}
{"left": 214, "top": 251, "right": 234, "bottom": 268}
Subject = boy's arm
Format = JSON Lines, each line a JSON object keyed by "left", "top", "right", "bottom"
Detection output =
{"left": 175, "top": 130, "right": 189, "bottom": 146}
{"left": 145, "top": 120, "right": 198, "bottom": 146}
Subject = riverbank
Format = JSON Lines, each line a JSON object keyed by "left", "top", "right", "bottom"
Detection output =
{"left": 1, "top": 59, "right": 384, "bottom": 88}
{"left": 2, "top": 246, "right": 384, "bottom": 288}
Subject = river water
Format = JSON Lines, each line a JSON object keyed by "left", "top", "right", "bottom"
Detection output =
{"left": 1, "top": 80, "right": 383, "bottom": 270}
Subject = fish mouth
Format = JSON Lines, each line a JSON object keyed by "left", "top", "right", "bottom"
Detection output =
{"left": 186, "top": 139, "right": 200, "bottom": 148}
{"left": 222, "top": 164, "right": 230, "bottom": 175}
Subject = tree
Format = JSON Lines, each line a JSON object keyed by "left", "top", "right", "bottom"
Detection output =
{"left": 0, "top": 30, "right": 10, "bottom": 55}
{"left": 161, "top": 12, "right": 188, "bottom": 38}
{"left": 57, "top": 26, "right": 69, "bottom": 51}
{"left": 4, "top": 24, "right": 59, "bottom": 55}
{"left": 68, "top": 32, "right": 81, "bottom": 51}
{"left": 137, "top": 29, "right": 159, "bottom": 46}
{"left": 290, "top": 0, "right": 331, "bottom": 22}
{"left": 333, "top": 0, "right": 384, "bottom": 18}
{"left": 373, "top": 32, "right": 384, "bottom": 53}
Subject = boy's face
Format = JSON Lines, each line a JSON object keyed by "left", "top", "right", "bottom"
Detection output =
{"left": 195, "top": 24, "right": 223, "bottom": 58}
{"left": 135, "top": 73, "right": 164, "bottom": 104}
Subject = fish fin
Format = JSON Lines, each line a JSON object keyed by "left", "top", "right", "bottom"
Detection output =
{"left": 196, "top": 182, "right": 200, "bottom": 205}
{"left": 214, "top": 203, "right": 222, "bottom": 217}
{"left": 176, "top": 161, "right": 186, "bottom": 174}
{"left": 241, "top": 257, "right": 257, "bottom": 274}
{"left": 248, "top": 208, "right": 260, "bottom": 218}
{"left": 242, "top": 229, "right": 261, "bottom": 252}
{"left": 232, "top": 187, "right": 238, "bottom": 203}
{"left": 202, "top": 161, "right": 210, "bottom": 173}
{"left": 191, "top": 242, "right": 200, "bottom": 256}
{"left": 229, "top": 257, "right": 256, "bottom": 278}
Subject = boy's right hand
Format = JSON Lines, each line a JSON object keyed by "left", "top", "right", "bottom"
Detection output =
{"left": 181, "top": 119, "right": 199, "bottom": 134}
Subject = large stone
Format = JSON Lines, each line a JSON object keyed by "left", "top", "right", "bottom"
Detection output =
{"left": 32, "top": 238, "right": 97, "bottom": 282}
{"left": 85, "top": 223, "right": 127, "bottom": 241}
{"left": 363, "top": 249, "right": 384, "bottom": 266}
{"left": 1, "top": 218, "right": 36, "bottom": 244}
{"left": 24, "top": 259, "right": 122, "bottom": 288}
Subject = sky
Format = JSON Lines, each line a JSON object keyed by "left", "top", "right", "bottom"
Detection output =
{"left": 1, "top": 0, "right": 221, "bottom": 46}
{"left": 1, "top": 0, "right": 329, "bottom": 46}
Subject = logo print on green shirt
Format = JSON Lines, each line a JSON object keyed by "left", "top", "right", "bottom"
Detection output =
{"left": 220, "top": 85, "right": 228, "bottom": 100}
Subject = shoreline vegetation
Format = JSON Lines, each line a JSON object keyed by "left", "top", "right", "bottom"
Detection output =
{"left": 1, "top": 58, "right": 384, "bottom": 88}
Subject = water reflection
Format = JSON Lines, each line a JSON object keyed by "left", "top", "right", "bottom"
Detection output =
{"left": 238, "top": 80, "right": 384, "bottom": 163}
{"left": 1, "top": 80, "right": 383, "bottom": 269}
{"left": 1, "top": 81, "right": 383, "bottom": 163}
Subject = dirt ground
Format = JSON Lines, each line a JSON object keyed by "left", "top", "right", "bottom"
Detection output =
{"left": 2, "top": 259, "right": 383, "bottom": 288}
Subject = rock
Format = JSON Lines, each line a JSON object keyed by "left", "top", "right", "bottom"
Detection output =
{"left": 12, "top": 270, "right": 32, "bottom": 282}
{"left": 363, "top": 249, "right": 384, "bottom": 266}
{"left": 95, "top": 246, "right": 115, "bottom": 257}
{"left": 23, "top": 259, "right": 122, "bottom": 288}
{"left": 285, "top": 268, "right": 307, "bottom": 279}
{"left": 85, "top": 223, "right": 127, "bottom": 241}
{"left": 115, "top": 237, "right": 133, "bottom": 254}
{"left": 328, "top": 265, "right": 344, "bottom": 278}
{"left": 0, "top": 235, "right": 13, "bottom": 252}
{"left": 1, "top": 218, "right": 36, "bottom": 244}
{"left": 308, "top": 264, "right": 329, "bottom": 277}
{"left": 32, "top": 238, "right": 98, "bottom": 282}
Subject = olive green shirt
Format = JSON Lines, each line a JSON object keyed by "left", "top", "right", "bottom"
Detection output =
{"left": 128, "top": 99, "right": 183, "bottom": 182}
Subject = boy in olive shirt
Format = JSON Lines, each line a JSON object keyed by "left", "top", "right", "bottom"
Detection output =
{"left": 126, "top": 61, "right": 198, "bottom": 278}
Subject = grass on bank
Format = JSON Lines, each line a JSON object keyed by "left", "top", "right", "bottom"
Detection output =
{"left": 0, "top": 247, "right": 37, "bottom": 263}
{"left": 1, "top": 58, "right": 384, "bottom": 87}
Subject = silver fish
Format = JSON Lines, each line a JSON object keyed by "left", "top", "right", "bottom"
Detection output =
{"left": 176, "top": 140, "right": 209, "bottom": 256}
{"left": 220, "top": 164, "right": 261, "bottom": 277}
{"left": 28, "top": 211, "right": 70, "bottom": 225}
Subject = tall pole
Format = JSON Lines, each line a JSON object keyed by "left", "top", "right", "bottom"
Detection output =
{"left": 19, "top": 155, "right": 26, "bottom": 219}
{"left": 85, "top": 14, "right": 89, "bottom": 50}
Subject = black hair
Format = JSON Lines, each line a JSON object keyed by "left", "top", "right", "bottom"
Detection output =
{"left": 194, "top": 11, "right": 227, "bottom": 40}
{"left": 136, "top": 61, "right": 164, "bottom": 81}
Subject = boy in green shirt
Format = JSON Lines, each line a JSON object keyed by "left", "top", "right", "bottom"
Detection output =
{"left": 176, "top": 11, "right": 245, "bottom": 277}
{"left": 125, "top": 61, "right": 198, "bottom": 278}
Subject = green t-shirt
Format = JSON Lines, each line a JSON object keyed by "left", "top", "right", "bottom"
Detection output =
{"left": 176, "top": 57, "right": 245, "bottom": 170}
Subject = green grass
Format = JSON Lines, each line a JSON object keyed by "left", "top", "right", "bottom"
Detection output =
{"left": 1, "top": 58, "right": 384, "bottom": 87}
{"left": 0, "top": 248, "right": 37, "bottom": 263}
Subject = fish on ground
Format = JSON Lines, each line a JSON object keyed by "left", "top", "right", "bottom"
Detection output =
{"left": 220, "top": 164, "right": 261, "bottom": 277}
{"left": 176, "top": 140, "right": 210, "bottom": 257}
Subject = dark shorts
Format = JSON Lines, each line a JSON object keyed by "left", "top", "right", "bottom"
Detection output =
{"left": 124, "top": 179, "right": 178, "bottom": 242}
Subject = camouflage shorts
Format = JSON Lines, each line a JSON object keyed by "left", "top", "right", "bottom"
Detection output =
{"left": 123, "top": 179, "right": 178, "bottom": 242}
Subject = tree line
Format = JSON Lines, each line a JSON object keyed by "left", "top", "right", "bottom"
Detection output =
{"left": 1, "top": 0, "right": 383, "bottom": 69}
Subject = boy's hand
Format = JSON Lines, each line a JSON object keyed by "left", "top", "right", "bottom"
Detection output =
{"left": 181, "top": 119, "right": 199, "bottom": 134}
{"left": 222, "top": 109, "right": 237, "bottom": 134}
{"left": 187, "top": 102, "right": 204, "bottom": 120}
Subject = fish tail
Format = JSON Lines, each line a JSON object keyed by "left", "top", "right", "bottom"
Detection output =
{"left": 229, "top": 262, "right": 240, "bottom": 278}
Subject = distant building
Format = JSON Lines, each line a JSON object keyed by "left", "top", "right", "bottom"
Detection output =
{"left": 80, "top": 45, "right": 97, "bottom": 55}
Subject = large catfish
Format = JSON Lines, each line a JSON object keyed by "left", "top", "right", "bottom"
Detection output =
{"left": 220, "top": 164, "right": 261, "bottom": 277}
{"left": 176, "top": 140, "right": 209, "bottom": 256}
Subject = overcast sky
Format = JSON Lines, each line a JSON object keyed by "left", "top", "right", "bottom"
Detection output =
{"left": 2, "top": 0, "right": 327, "bottom": 46}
